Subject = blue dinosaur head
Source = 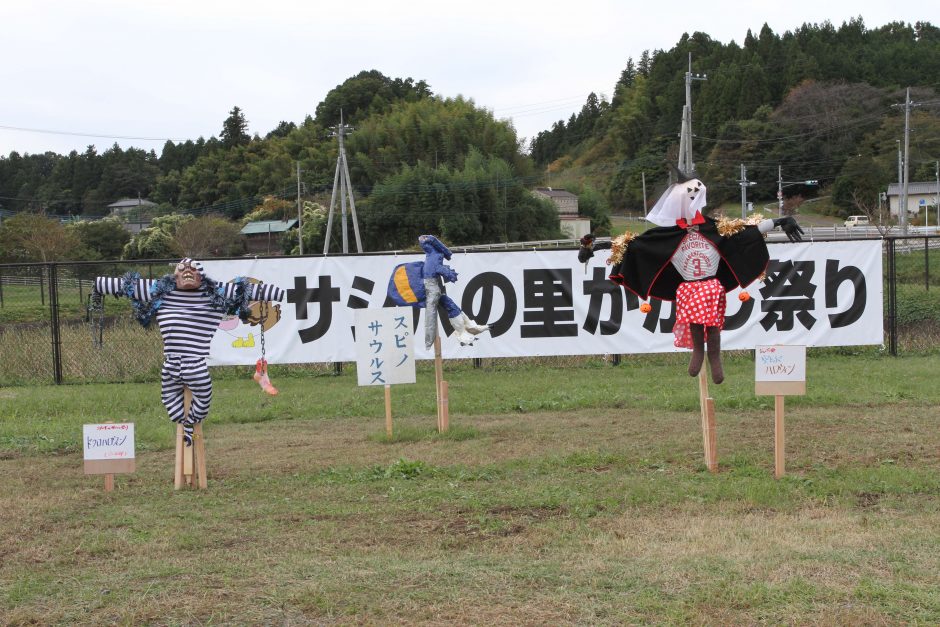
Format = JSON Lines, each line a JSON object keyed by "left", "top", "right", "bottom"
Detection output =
{"left": 418, "top": 234, "right": 452, "bottom": 260}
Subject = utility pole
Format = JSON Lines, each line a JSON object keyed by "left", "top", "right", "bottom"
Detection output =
{"left": 892, "top": 88, "right": 924, "bottom": 236}
{"left": 902, "top": 88, "right": 911, "bottom": 235}
{"left": 323, "top": 110, "right": 363, "bottom": 254}
{"left": 678, "top": 53, "right": 707, "bottom": 175}
{"left": 296, "top": 161, "right": 303, "bottom": 255}
{"left": 641, "top": 171, "right": 648, "bottom": 215}
{"left": 738, "top": 164, "right": 755, "bottom": 219}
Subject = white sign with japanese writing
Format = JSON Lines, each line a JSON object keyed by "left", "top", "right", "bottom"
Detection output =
{"left": 202, "top": 240, "right": 883, "bottom": 364}
{"left": 83, "top": 423, "right": 135, "bottom": 461}
{"left": 353, "top": 307, "right": 416, "bottom": 386}
{"left": 755, "top": 345, "right": 806, "bottom": 395}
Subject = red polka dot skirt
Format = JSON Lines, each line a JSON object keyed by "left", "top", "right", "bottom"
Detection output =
{"left": 673, "top": 278, "right": 726, "bottom": 349}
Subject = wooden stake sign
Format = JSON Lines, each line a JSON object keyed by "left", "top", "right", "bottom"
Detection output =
{"left": 354, "top": 308, "right": 416, "bottom": 437}
{"left": 83, "top": 422, "right": 135, "bottom": 492}
{"left": 755, "top": 345, "right": 807, "bottom": 478}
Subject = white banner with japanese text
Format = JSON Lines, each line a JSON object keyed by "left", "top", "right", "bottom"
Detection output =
{"left": 202, "top": 240, "right": 883, "bottom": 364}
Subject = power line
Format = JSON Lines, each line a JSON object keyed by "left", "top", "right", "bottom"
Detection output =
{"left": 0, "top": 124, "right": 187, "bottom": 142}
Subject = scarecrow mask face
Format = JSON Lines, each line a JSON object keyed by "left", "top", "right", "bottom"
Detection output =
{"left": 174, "top": 258, "right": 203, "bottom": 290}
{"left": 646, "top": 178, "right": 708, "bottom": 227}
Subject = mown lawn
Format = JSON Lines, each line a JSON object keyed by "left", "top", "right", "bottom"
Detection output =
{"left": 2, "top": 353, "right": 940, "bottom": 624}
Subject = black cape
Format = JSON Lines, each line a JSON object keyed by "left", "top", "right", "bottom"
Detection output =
{"left": 608, "top": 217, "right": 769, "bottom": 302}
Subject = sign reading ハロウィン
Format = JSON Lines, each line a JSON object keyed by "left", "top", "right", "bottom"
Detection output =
{"left": 755, "top": 345, "right": 807, "bottom": 396}
{"left": 201, "top": 240, "right": 883, "bottom": 365}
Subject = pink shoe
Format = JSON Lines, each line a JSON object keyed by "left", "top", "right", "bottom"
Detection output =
{"left": 254, "top": 359, "right": 278, "bottom": 396}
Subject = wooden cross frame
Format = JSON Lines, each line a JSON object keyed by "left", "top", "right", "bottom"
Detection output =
{"left": 174, "top": 386, "right": 208, "bottom": 489}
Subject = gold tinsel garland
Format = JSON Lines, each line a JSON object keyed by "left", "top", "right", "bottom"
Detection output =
{"left": 607, "top": 231, "right": 637, "bottom": 265}
{"left": 716, "top": 213, "right": 764, "bottom": 237}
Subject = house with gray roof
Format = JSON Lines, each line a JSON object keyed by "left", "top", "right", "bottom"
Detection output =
{"left": 886, "top": 182, "right": 940, "bottom": 216}
{"left": 533, "top": 187, "right": 591, "bottom": 239}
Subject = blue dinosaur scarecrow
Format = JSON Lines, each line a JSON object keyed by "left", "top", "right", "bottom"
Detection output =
{"left": 387, "top": 235, "right": 489, "bottom": 349}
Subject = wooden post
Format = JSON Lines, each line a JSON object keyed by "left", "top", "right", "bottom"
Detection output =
{"left": 705, "top": 398, "right": 717, "bottom": 472}
{"left": 174, "top": 386, "right": 207, "bottom": 490}
{"left": 774, "top": 395, "right": 785, "bottom": 478}
{"left": 384, "top": 384, "right": 393, "bottom": 438}
{"left": 183, "top": 387, "right": 194, "bottom": 485}
{"left": 174, "top": 422, "right": 185, "bottom": 490}
{"left": 440, "top": 380, "right": 449, "bottom": 432}
{"left": 433, "top": 335, "right": 445, "bottom": 432}
{"left": 194, "top": 422, "right": 207, "bottom": 489}
{"left": 698, "top": 371, "right": 717, "bottom": 472}
{"left": 104, "top": 420, "right": 114, "bottom": 492}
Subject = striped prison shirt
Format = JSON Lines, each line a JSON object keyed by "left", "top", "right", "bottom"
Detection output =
{"left": 95, "top": 276, "right": 284, "bottom": 358}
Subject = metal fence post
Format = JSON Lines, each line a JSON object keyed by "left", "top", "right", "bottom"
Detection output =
{"left": 925, "top": 237, "right": 930, "bottom": 291}
{"left": 887, "top": 238, "right": 897, "bottom": 356}
{"left": 49, "top": 263, "right": 63, "bottom": 384}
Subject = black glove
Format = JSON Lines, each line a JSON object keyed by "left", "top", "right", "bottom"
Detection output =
{"left": 578, "top": 234, "right": 596, "bottom": 263}
{"left": 773, "top": 216, "right": 804, "bottom": 243}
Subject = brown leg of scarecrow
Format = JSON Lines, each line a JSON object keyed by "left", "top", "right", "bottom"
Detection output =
{"left": 688, "top": 324, "right": 706, "bottom": 377}
{"left": 706, "top": 327, "right": 724, "bottom": 385}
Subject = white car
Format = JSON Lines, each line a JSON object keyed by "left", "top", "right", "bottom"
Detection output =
{"left": 844, "top": 215, "right": 870, "bottom": 227}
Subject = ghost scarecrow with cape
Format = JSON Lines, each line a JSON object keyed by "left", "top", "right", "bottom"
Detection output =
{"left": 579, "top": 171, "right": 803, "bottom": 383}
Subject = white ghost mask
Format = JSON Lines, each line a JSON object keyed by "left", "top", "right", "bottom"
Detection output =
{"left": 646, "top": 179, "right": 707, "bottom": 227}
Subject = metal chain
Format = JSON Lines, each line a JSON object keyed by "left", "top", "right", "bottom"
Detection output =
{"left": 258, "top": 294, "right": 267, "bottom": 362}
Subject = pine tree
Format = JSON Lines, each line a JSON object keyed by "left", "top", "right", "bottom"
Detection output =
{"left": 220, "top": 106, "right": 251, "bottom": 148}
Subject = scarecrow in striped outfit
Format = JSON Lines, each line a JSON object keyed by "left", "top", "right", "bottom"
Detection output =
{"left": 94, "top": 258, "right": 284, "bottom": 445}
{"left": 578, "top": 173, "right": 803, "bottom": 384}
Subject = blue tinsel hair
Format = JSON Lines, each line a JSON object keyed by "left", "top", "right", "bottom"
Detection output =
{"left": 121, "top": 271, "right": 254, "bottom": 327}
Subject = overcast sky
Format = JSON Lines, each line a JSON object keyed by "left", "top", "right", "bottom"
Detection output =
{"left": 1, "top": 0, "right": 935, "bottom": 158}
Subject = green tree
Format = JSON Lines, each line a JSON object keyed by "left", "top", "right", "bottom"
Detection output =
{"left": 242, "top": 196, "right": 296, "bottom": 224}
{"left": 66, "top": 218, "right": 131, "bottom": 260}
{"left": 832, "top": 155, "right": 888, "bottom": 214}
{"left": 172, "top": 215, "right": 245, "bottom": 258}
{"left": 576, "top": 186, "right": 612, "bottom": 235}
{"left": 346, "top": 96, "right": 529, "bottom": 190}
{"left": 0, "top": 213, "right": 82, "bottom": 261}
{"left": 122, "top": 214, "right": 193, "bottom": 259}
{"left": 359, "top": 149, "right": 559, "bottom": 250}
{"left": 265, "top": 121, "right": 296, "bottom": 139}
{"left": 314, "top": 70, "right": 432, "bottom": 128}
{"left": 283, "top": 202, "right": 328, "bottom": 255}
{"left": 220, "top": 106, "right": 251, "bottom": 149}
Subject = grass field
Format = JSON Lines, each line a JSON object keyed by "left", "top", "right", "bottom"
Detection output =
{"left": 3, "top": 352, "right": 940, "bottom": 624}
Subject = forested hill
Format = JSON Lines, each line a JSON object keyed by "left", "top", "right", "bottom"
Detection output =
{"left": 0, "top": 70, "right": 563, "bottom": 252}
{"left": 1, "top": 18, "right": 939, "bottom": 255}
{"left": 532, "top": 18, "right": 940, "bottom": 215}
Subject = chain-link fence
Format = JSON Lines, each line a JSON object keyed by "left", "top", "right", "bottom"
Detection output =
{"left": 1, "top": 260, "right": 175, "bottom": 385}
{"left": 2, "top": 238, "right": 939, "bottom": 387}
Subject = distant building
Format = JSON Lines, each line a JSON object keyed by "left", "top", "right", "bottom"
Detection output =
{"left": 107, "top": 198, "right": 158, "bottom": 215}
{"left": 533, "top": 187, "right": 591, "bottom": 239}
{"left": 108, "top": 198, "right": 158, "bottom": 233}
{"left": 886, "top": 182, "right": 940, "bottom": 216}
{"left": 240, "top": 219, "right": 298, "bottom": 255}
